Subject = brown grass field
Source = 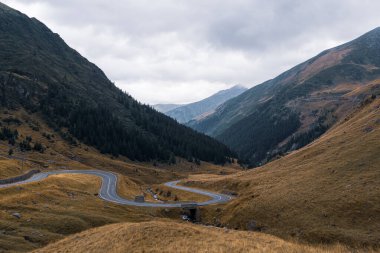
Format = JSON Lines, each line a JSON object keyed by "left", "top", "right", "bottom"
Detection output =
{"left": 184, "top": 96, "right": 380, "bottom": 248}
{"left": 33, "top": 220, "right": 373, "bottom": 253}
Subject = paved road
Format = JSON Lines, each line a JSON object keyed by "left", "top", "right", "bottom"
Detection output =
{"left": 0, "top": 170, "right": 232, "bottom": 208}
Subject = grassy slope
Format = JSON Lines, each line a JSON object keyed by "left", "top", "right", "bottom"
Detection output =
{"left": 0, "top": 173, "right": 158, "bottom": 252}
{"left": 185, "top": 96, "right": 380, "bottom": 247}
{"left": 0, "top": 159, "right": 34, "bottom": 178}
{"left": 33, "top": 221, "right": 362, "bottom": 253}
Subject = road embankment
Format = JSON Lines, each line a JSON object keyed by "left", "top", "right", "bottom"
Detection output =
{"left": 0, "top": 169, "right": 40, "bottom": 185}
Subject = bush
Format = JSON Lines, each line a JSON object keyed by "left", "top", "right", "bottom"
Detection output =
{"left": 33, "top": 142, "right": 45, "bottom": 153}
{"left": 42, "top": 132, "right": 53, "bottom": 140}
{"left": 0, "top": 127, "right": 18, "bottom": 141}
{"left": 19, "top": 136, "right": 32, "bottom": 151}
{"left": 2, "top": 117, "right": 21, "bottom": 125}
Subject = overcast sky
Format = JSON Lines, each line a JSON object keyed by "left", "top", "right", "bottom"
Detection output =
{"left": 3, "top": 0, "right": 380, "bottom": 104}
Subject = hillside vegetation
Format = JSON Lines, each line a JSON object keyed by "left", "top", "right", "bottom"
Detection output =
{"left": 190, "top": 28, "right": 380, "bottom": 167}
{"left": 186, "top": 95, "right": 380, "bottom": 247}
{"left": 0, "top": 3, "right": 232, "bottom": 164}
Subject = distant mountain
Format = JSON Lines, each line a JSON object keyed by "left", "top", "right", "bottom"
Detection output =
{"left": 189, "top": 27, "right": 380, "bottom": 167}
{"left": 161, "top": 85, "right": 247, "bottom": 123}
{"left": 153, "top": 104, "right": 182, "bottom": 113}
{"left": 0, "top": 3, "right": 233, "bottom": 164}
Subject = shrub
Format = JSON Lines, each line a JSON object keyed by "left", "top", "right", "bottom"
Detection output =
{"left": 33, "top": 142, "right": 45, "bottom": 153}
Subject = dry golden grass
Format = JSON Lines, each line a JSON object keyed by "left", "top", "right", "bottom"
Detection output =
{"left": 0, "top": 173, "right": 169, "bottom": 252}
{"left": 185, "top": 97, "right": 380, "bottom": 247}
{"left": 0, "top": 158, "right": 33, "bottom": 178}
{"left": 33, "top": 220, "right": 374, "bottom": 253}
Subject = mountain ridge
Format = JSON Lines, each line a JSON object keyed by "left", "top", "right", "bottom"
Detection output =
{"left": 189, "top": 27, "right": 380, "bottom": 166}
{"left": 153, "top": 104, "right": 182, "bottom": 113}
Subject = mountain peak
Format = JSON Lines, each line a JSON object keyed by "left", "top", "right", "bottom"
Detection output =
{"left": 163, "top": 85, "right": 247, "bottom": 123}
{"left": 217, "top": 85, "right": 247, "bottom": 95}
{"left": 230, "top": 84, "right": 247, "bottom": 90}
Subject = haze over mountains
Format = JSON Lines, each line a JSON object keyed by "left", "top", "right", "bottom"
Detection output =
{"left": 154, "top": 85, "right": 247, "bottom": 123}
{"left": 189, "top": 27, "right": 380, "bottom": 167}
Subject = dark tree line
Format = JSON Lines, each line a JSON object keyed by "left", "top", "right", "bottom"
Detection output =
{"left": 0, "top": 126, "right": 18, "bottom": 145}
{"left": 39, "top": 84, "right": 233, "bottom": 164}
{"left": 0, "top": 127, "right": 44, "bottom": 153}
{"left": 283, "top": 117, "right": 329, "bottom": 152}
{"left": 218, "top": 103, "right": 301, "bottom": 168}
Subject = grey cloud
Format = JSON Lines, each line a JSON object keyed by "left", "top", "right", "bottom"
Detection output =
{"left": 3, "top": 0, "right": 380, "bottom": 104}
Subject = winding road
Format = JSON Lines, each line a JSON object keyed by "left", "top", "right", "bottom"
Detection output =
{"left": 0, "top": 170, "right": 232, "bottom": 208}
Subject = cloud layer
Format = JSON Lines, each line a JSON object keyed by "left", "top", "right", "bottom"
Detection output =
{"left": 3, "top": 0, "right": 380, "bottom": 104}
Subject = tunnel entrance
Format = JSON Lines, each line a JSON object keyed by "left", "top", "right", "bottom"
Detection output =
{"left": 181, "top": 203, "right": 201, "bottom": 222}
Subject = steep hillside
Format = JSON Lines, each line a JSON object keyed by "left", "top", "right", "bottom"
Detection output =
{"left": 0, "top": 3, "right": 232, "bottom": 164}
{"left": 186, "top": 95, "right": 380, "bottom": 247}
{"left": 190, "top": 28, "right": 380, "bottom": 166}
{"left": 33, "top": 221, "right": 360, "bottom": 253}
{"left": 163, "top": 85, "right": 247, "bottom": 123}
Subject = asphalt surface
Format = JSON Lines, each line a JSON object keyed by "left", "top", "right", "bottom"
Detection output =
{"left": 0, "top": 170, "right": 232, "bottom": 208}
